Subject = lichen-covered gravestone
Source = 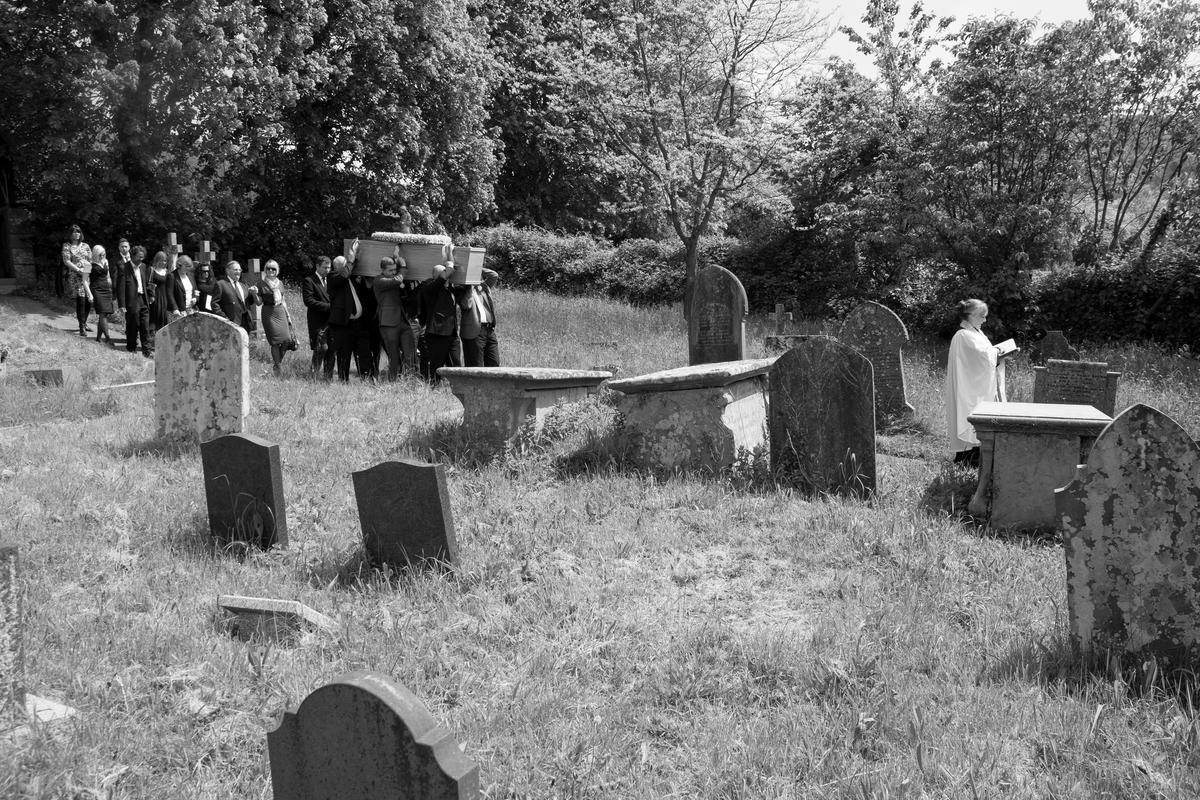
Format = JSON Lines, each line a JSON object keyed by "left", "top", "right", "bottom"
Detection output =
{"left": 268, "top": 671, "right": 479, "bottom": 800}
{"left": 838, "top": 301, "right": 913, "bottom": 421}
{"left": 688, "top": 265, "right": 747, "bottom": 365}
{"left": 769, "top": 336, "right": 876, "bottom": 497}
{"left": 352, "top": 460, "right": 458, "bottom": 569}
{"left": 1057, "top": 404, "right": 1200, "bottom": 666}
{"left": 1033, "top": 330, "right": 1079, "bottom": 364}
{"left": 1033, "top": 359, "right": 1121, "bottom": 416}
{"left": 155, "top": 313, "right": 249, "bottom": 442}
{"left": 1, "top": 542, "right": 22, "bottom": 721}
{"left": 201, "top": 432, "right": 288, "bottom": 549}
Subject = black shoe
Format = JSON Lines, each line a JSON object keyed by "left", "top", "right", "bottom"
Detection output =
{"left": 85, "top": 324, "right": 93, "bottom": 332}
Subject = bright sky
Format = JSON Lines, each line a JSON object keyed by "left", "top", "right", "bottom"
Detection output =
{"left": 818, "top": 0, "right": 1093, "bottom": 71}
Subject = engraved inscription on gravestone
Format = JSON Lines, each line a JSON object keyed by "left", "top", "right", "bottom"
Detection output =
{"left": 688, "top": 265, "right": 747, "bottom": 365}
{"left": 838, "top": 301, "right": 913, "bottom": 420}
{"left": 201, "top": 433, "right": 288, "bottom": 550}
{"left": 1033, "top": 359, "right": 1120, "bottom": 416}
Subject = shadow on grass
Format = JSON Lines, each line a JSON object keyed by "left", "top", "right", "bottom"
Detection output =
{"left": 303, "top": 546, "right": 462, "bottom": 594}
{"left": 110, "top": 433, "right": 197, "bottom": 460}
{"left": 919, "top": 461, "right": 982, "bottom": 523}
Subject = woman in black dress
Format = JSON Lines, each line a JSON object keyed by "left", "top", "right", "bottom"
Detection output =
{"left": 148, "top": 250, "right": 173, "bottom": 334}
{"left": 89, "top": 245, "right": 115, "bottom": 345}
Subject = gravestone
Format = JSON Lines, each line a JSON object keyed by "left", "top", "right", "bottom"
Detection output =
{"left": 688, "top": 265, "right": 747, "bottom": 365}
{"left": 352, "top": 460, "right": 458, "bottom": 569}
{"left": 769, "top": 336, "right": 876, "bottom": 497}
{"left": 201, "top": 433, "right": 288, "bottom": 549}
{"left": 1057, "top": 404, "right": 1200, "bottom": 666}
{"left": 155, "top": 313, "right": 249, "bottom": 442}
{"left": 838, "top": 301, "right": 914, "bottom": 420}
{"left": 1033, "top": 359, "right": 1121, "bottom": 416}
{"left": 1033, "top": 330, "right": 1079, "bottom": 364}
{"left": 1, "top": 543, "right": 22, "bottom": 720}
{"left": 23, "top": 368, "right": 76, "bottom": 387}
{"left": 268, "top": 671, "right": 480, "bottom": 800}
{"left": 217, "top": 595, "right": 337, "bottom": 643}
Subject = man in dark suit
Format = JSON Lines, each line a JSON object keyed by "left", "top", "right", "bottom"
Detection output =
{"left": 373, "top": 255, "right": 417, "bottom": 380}
{"left": 460, "top": 267, "right": 501, "bottom": 367}
{"left": 113, "top": 240, "right": 153, "bottom": 357}
{"left": 213, "top": 260, "right": 260, "bottom": 331}
{"left": 302, "top": 256, "right": 335, "bottom": 377}
{"left": 327, "top": 253, "right": 375, "bottom": 381}
{"left": 418, "top": 261, "right": 471, "bottom": 382}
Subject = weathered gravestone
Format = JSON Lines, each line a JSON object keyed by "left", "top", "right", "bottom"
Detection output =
{"left": 155, "top": 313, "right": 249, "bottom": 442}
{"left": 268, "top": 671, "right": 480, "bottom": 800}
{"left": 352, "top": 460, "right": 458, "bottom": 569}
{"left": 201, "top": 433, "right": 288, "bottom": 549}
{"left": 769, "top": 337, "right": 876, "bottom": 496}
{"left": 1033, "top": 359, "right": 1121, "bottom": 416}
{"left": 1, "top": 543, "right": 22, "bottom": 721}
{"left": 217, "top": 595, "right": 337, "bottom": 643}
{"left": 23, "top": 368, "right": 78, "bottom": 387}
{"left": 1057, "top": 404, "right": 1200, "bottom": 666}
{"left": 838, "top": 301, "right": 913, "bottom": 420}
{"left": 1033, "top": 330, "right": 1079, "bottom": 364}
{"left": 688, "top": 265, "right": 747, "bottom": 365}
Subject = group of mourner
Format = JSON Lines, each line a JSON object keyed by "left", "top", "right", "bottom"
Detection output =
{"left": 61, "top": 225, "right": 500, "bottom": 382}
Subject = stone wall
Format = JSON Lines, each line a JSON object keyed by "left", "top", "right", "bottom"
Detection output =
{"left": 8, "top": 208, "right": 37, "bottom": 287}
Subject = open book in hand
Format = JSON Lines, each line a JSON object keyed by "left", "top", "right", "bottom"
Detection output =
{"left": 995, "top": 339, "right": 1019, "bottom": 358}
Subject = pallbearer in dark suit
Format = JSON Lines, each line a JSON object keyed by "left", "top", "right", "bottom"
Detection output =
{"left": 213, "top": 261, "right": 260, "bottom": 332}
{"left": 418, "top": 261, "right": 471, "bottom": 382}
{"left": 460, "top": 267, "right": 501, "bottom": 367}
{"left": 327, "top": 251, "right": 374, "bottom": 382}
{"left": 372, "top": 255, "right": 417, "bottom": 380}
{"left": 302, "top": 256, "right": 335, "bottom": 377}
{"left": 114, "top": 240, "right": 153, "bottom": 356}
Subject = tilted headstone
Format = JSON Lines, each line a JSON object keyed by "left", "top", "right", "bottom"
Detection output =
{"left": 1057, "top": 404, "right": 1200, "bottom": 665}
{"left": 155, "top": 313, "right": 249, "bottom": 442}
{"left": 688, "top": 265, "right": 747, "bottom": 365}
{"left": 838, "top": 301, "right": 913, "bottom": 420}
{"left": 268, "top": 671, "right": 480, "bottom": 800}
{"left": 769, "top": 336, "right": 876, "bottom": 497}
{"left": 201, "top": 433, "right": 288, "bottom": 549}
{"left": 1033, "top": 359, "right": 1120, "bottom": 416}
{"left": 23, "top": 368, "right": 75, "bottom": 387}
{"left": 352, "top": 460, "right": 458, "bottom": 569}
{"left": 1033, "top": 330, "right": 1079, "bottom": 364}
{"left": 217, "top": 595, "right": 337, "bottom": 643}
{"left": 1, "top": 543, "right": 23, "bottom": 720}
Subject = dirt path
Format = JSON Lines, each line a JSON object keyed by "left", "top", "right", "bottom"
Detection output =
{"left": 0, "top": 294, "right": 150, "bottom": 378}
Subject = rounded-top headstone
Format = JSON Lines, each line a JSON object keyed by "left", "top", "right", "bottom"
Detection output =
{"left": 155, "top": 314, "right": 249, "bottom": 443}
{"left": 838, "top": 301, "right": 913, "bottom": 420}
{"left": 688, "top": 265, "right": 748, "bottom": 365}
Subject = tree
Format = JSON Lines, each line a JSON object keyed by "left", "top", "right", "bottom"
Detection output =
{"left": 564, "top": 0, "right": 826, "bottom": 313}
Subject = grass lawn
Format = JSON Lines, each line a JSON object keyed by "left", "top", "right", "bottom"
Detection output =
{"left": 3, "top": 286, "right": 1200, "bottom": 798}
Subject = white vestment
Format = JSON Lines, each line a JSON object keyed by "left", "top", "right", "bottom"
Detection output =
{"left": 944, "top": 324, "right": 1006, "bottom": 453}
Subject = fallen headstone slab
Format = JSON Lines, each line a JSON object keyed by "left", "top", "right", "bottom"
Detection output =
{"left": 217, "top": 595, "right": 338, "bottom": 643}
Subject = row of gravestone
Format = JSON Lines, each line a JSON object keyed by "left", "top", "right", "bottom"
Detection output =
{"left": 203, "top": 432, "right": 459, "bottom": 569}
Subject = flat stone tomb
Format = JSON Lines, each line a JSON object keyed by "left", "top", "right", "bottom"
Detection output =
{"left": 607, "top": 359, "right": 774, "bottom": 473}
{"left": 352, "top": 459, "right": 459, "bottom": 570}
{"left": 688, "top": 265, "right": 747, "bottom": 365}
{"left": 1033, "top": 359, "right": 1120, "bottom": 416}
{"left": 268, "top": 671, "right": 480, "bottom": 800}
{"left": 155, "top": 313, "right": 249, "bottom": 442}
{"left": 838, "top": 301, "right": 914, "bottom": 420}
{"left": 217, "top": 595, "right": 337, "bottom": 643}
{"left": 201, "top": 433, "right": 288, "bottom": 550}
{"left": 967, "top": 401, "right": 1111, "bottom": 529}
{"left": 1057, "top": 404, "right": 1200, "bottom": 666}
{"left": 437, "top": 367, "right": 611, "bottom": 440}
{"left": 769, "top": 337, "right": 876, "bottom": 497}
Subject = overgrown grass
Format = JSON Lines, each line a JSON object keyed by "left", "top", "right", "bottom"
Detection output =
{"left": 4, "top": 289, "right": 1200, "bottom": 798}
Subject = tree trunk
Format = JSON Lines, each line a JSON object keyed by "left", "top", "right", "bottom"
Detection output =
{"left": 682, "top": 234, "right": 700, "bottom": 322}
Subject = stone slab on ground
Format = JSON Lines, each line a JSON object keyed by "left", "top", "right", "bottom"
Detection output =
{"left": 217, "top": 595, "right": 337, "bottom": 643}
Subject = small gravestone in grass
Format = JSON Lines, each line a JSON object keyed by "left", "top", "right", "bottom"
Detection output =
{"left": 688, "top": 265, "right": 747, "bottom": 365}
{"left": 201, "top": 433, "right": 288, "bottom": 549}
{"left": 1058, "top": 404, "right": 1200, "bottom": 667}
{"left": 217, "top": 595, "right": 336, "bottom": 643}
{"left": 838, "top": 301, "right": 913, "bottom": 421}
{"left": 268, "top": 671, "right": 480, "bottom": 800}
{"left": 352, "top": 460, "right": 458, "bottom": 570}
{"left": 1033, "top": 330, "right": 1079, "bottom": 364}
{"left": 769, "top": 336, "right": 876, "bottom": 497}
{"left": 1, "top": 542, "right": 23, "bottom": 722}
{"left": 155, "top": 313, "right": 249, "bottom": 442}
{"left": 1033, "top": 359, "right": 1121, "bottom": 416}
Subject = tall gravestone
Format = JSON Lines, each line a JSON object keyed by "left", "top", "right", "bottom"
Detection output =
{"left": 1, "top": 543, "right": 22, "bottom": 720}
{"left": 769, "top": 337, "right": 876, "bottom": 497}
{"left": 268, "top": 671, "right": 480, "bottom": 800}
{"left": 838, "top": 301, "right": 913, "bottom": 420}
{"left": 201, "top": 433, "right": 288, "bottom": 549}
{"left": 1057, "top": 404, "right": 1200, "bottom": 666}
{"left": 1033, "top": 330, "right": 1079, "bottom": 364}
{"left": 352, "top": 460, "right": 459, "bottom": 569}
{"left": 688, "top": 265, "right": 747, "bottom": 365}
{"left": 1033, "top": 359, "right": 1120, "bottom": 416}
{"left": 155, "top": 313, "right": 249, "bottom": 442}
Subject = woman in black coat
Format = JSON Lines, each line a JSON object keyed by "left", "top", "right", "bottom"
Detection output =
{"left": 89, "top": 245, "right": 115, "bottom": 345}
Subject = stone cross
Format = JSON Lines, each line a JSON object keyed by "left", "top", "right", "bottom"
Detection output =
{"left": 352, "top": 460, "right": 459, "bottom": 570}
{"left": 267, "top": 671, "right": 480, "bottom": 800}
{"left": 155, "top": 313, "right": 249, "bottom": 442}
{"left": 166, "top": 232, "right": 185, "bottom": 256}
{"left": 1, "top": 542, "right": 23, "bottom": 721}
{"left": 688, "top": 265, "right": 747, "bottom": 365}
{"left": 769, "top": 336, "right": 876, "bottom": 497}
{"left": 201, "top": 433, "right": 288, "bottom": 550}
{"left": 838, "top": 301, "right": 914, "bottom": 420}
{"left": 773, "top": 303, "right": 792, "bottom": 334}
{"left": 1033, "top": 359, "right": 1121, "bottom": 416}
{"left": 1057, "top": 404, "right": 1200, "bottom": 666}
{"left": 1033, "top": 330, "right": 1079, "bottom": 364}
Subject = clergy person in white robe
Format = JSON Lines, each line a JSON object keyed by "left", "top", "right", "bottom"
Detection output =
{"left": 945, "top": 298, "right": 1006, "bottom": 463}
